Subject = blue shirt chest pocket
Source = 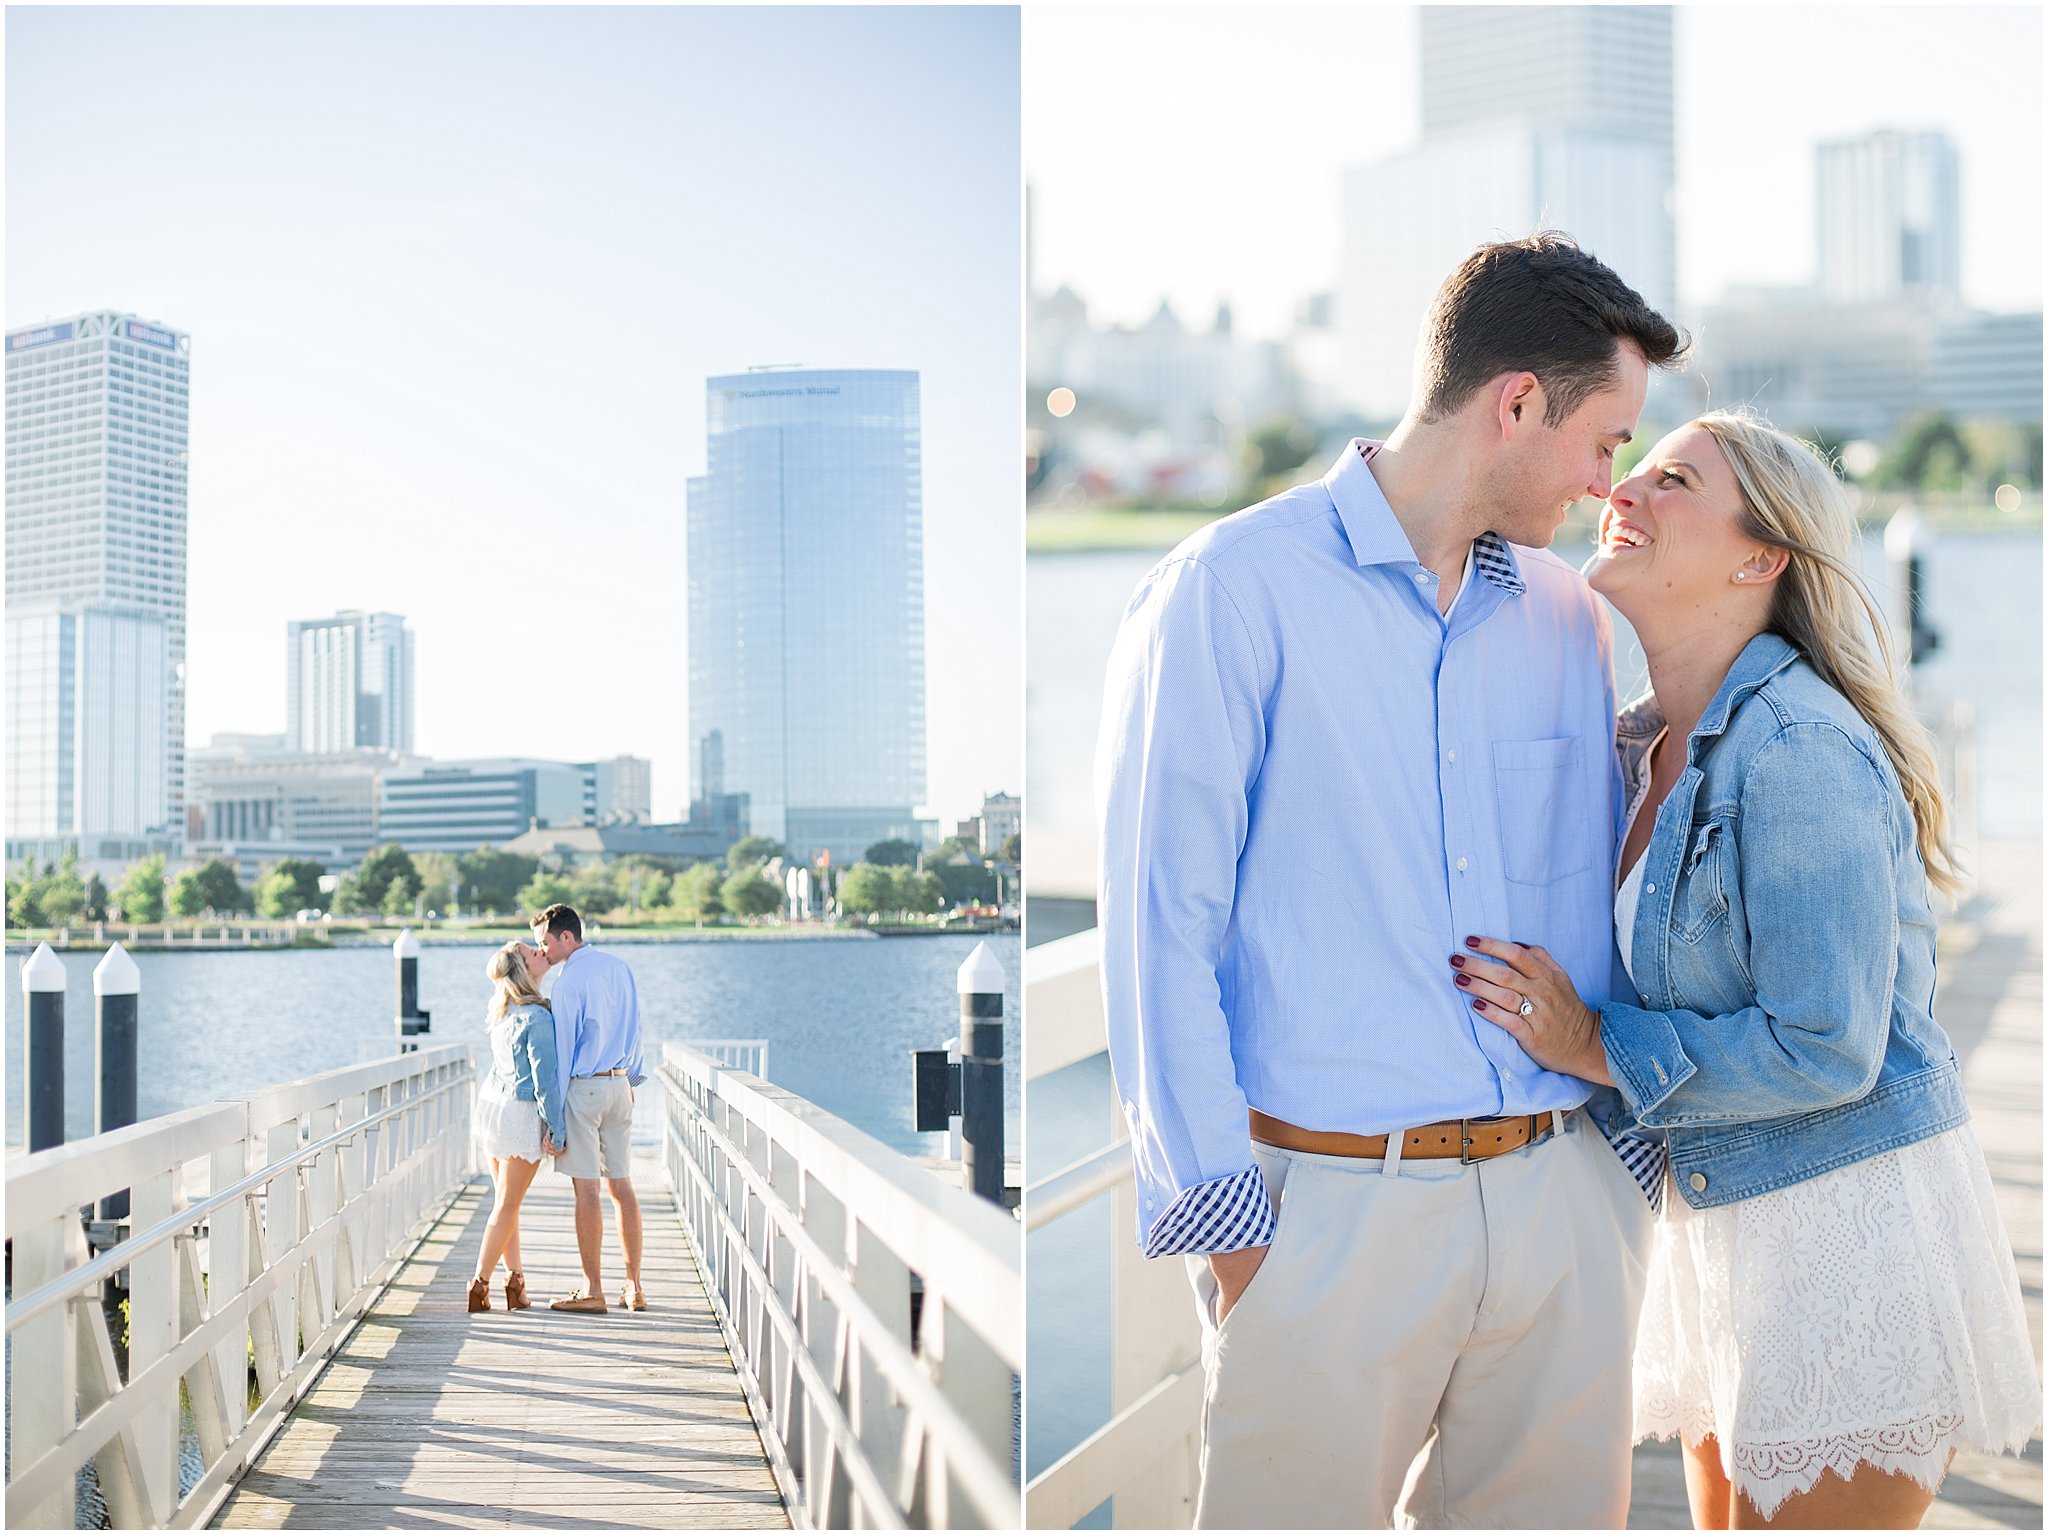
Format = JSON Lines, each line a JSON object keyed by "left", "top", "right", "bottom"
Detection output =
{"left": 1493, "top": 736, "right": 1595, "bottom": 885}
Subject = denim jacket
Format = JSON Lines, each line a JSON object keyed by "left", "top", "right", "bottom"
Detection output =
{"left": 1597, "top": 632, "right": 1967, "bottom": 1209}
{"left": 490, "top": 1001, "right": 567, "bottom": 1138}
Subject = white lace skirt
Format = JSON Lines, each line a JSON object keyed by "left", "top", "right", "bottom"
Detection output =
{"left": 471, "top": 1074, "right": 544, "bottom": 1165}
{"left": 1634, "top": 1123, "right": 2040, "bottom": 1517}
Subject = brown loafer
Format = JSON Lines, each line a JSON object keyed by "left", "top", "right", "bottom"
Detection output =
{"left": 504, "top": 1271, "right": 530, "bottom": 1310}
{"left": 550, "top": 1290, "right": 608, "bottom": 1313}
{"left": 620, "top": 1283, "right": 648, "bottom": 1311}
{"left": 467, "top": 1277, "right": 491, "bottom": 1312}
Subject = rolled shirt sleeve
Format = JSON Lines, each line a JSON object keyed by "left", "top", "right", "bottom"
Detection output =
{"left": 1097, "top": 555, "right": 1277, "bottom": 1256}
{"left": 1599, "top": 723, "right": 1901, "bottom": 1127}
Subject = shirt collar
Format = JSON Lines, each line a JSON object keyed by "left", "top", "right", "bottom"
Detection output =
{"left": 1692, "top": 632, "right": 1802, "bottom": 743}
{"left": 1321, "top": 439, "right": 1525, "bottom": 596}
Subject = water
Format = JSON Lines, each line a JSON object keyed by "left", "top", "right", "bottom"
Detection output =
{"left": 6, "top": 934, "right": 1022, "bottom": 1157}
{"left": 1023, "top": 524, "right": 2042, "bottom": 1479}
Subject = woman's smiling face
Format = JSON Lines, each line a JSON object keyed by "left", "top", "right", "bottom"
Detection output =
{"left": 1586, "top": 424, "right": 1761, "bottom": 621}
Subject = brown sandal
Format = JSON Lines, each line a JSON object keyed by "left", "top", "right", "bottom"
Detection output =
{"left": 467, "top": 1276, "right": 491, "bottom": 1312}
{"left": 504, "top": 1271, "right": 530, "bottom": 1310}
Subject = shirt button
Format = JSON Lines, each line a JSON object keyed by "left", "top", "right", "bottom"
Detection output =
{"left": 1414, "top": 571, "right": 1430, "bottom": 584}
{"left": 1455, "top": 857, "right": 1468, "bottom": 872}
{"left": 1690, "top": 1172, "right": 1709, "bottom": 1193}
{"left": 1447, "top": 748, "right": 1457, "bottom": 764}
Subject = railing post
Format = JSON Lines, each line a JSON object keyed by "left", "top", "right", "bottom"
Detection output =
{"left": 958, "top": 942, "right": 1007, "bottom": 1206}
{"left": 7, "top": 1214, "right": 79, "bottom": 1529}
{"left": 129, "top": 1165, "right": 181, "bottom": 1522}
{"left": 95, "top": 943, "right": 142, "bottom": 1220}
{"left": 22, "top": 942, "right": 67, "bottom": 1152}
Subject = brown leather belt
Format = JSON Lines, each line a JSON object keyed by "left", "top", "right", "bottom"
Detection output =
{"left": 1250, "top": 1108, "right": 1559, "bottom": 1164}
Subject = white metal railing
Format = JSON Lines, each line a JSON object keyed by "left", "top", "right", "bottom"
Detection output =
{"left": 5, "top": 1044, "right": 475, "bottom": 1530}
{"left": 658, "top": 1041, "right": 1020, "bottom": 1529}
{"left": 1022, "top": 929, "right": 1202, "bottom": 1530}
{"left": 682, "top": 1038, "right": 771, "bottom": 1078}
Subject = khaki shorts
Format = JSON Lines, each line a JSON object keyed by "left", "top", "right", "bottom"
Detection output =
{"left": 555, "top": 1075, "right": 634, "bottom": 1180}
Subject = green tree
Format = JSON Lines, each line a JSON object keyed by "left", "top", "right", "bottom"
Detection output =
{"left": 1241, "top": 418, "right": 1319, "bottom": 491}
{"left": 933, "top": 859, "right": 997, "bottom": 909}
{"left": 84, "top": 872, "right": 110, "bottom": 922}
{"left": 35, "top": 861, "right": 89, "bottom": 927}
{"left": 457, "top": 847, "right": 539, "bottom": 915}
{"left": 571, "top": 861, "right": 622, "bottom": 918}
{"left": 672, "top": 861, "right": 725, "bottom": 922}
{"left": 7, "top": 860, "right": 44, "bottom": 929}
{"left": 863, "top": 838, "right": 919, "bottom": 867}
{"left": 344, "top": 845, "right": 419, "bottom": 914}
{"left": 115, "top": 854, "right": 166, "bottom": 924}
{"left": 518, "top": 871, "right": 575, "bottom": 915}
{"left": 998, "top": 832, "right": 1021, "bottom": 865}
{"left": 635, "top": 868, "right": 673, "bottom": 912}
{"left": 725, "top": 836, "right": 785, "bottom": 871}
{"left": 836, "top": 862, "right": 895, "bottom": 918}
{"left": 1876, "top": 410, "right": 1971, "bottom": 492}
{"left": 412, "top": 852, "right": 461, "bottom": 914}
{"left": 721, "top": 866, "right": 781, "bottom": 920}
{"left": 256, "top": 858, "right": 326, "bottom": 919}
{"left": 183, "top": 858, "right": 248, "bottom": 916}
{"left": 891, "top": 868, "right": 945, "bottom": 916}
{"left": 933, "top": 833, "right": 981, "bottom": 862}
{"left": 170, "top": 871, "right": 208, "bottom": 918}
{"left": 381, "top": 873, "right": 422, "bottom": 919}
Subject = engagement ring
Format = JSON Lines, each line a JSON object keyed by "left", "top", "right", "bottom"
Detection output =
{"left": 1518, "top": 996, "right": 1535, "bottom": 1017}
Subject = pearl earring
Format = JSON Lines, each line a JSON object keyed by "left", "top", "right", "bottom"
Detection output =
{"left": 1734, "top": 571, "right": 1747, "bottom": 582}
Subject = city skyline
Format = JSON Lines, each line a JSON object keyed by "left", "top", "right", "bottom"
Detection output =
{"left": 4, "top": 6, "right": 1022, "bottom": 828}
{"left": 1025, "top": 5, "right": 2041, "bottom": 342}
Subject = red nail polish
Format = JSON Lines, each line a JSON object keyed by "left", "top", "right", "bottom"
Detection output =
{"left": 1472, "top": 998, "right": 1487, "bottom": 1011}
{"left": 1455, "top": 975, "right": 1471, "bottom": 988}
{"left": 1464, "top": 936, "right": 1480, "bottom": 947}
{"left": 1450, "top": 955, "right": 1465, "bottom": 968}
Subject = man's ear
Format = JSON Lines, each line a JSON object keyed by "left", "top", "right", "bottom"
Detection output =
{"left": 1496, "top": 371, "right": 1543, "bottom": 441}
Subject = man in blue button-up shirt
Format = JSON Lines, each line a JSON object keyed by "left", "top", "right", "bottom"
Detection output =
{"left": 1097, "top": 235, "right": 1686, "bottom": 1527}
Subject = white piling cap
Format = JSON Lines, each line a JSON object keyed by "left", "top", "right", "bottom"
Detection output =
{"left": 22, "top": 942, "right": 66, "bottom": 992}
{"left": 393, "top": 928, "right": 421, "bottom": 959}
{"left": 957, "top": 940, "right": 1006, "bottom": 995}
{"left": 1884, "top": 503, "right": 1928, "bottom": 561}
{"left": 94, "top": 942, "right": 140, "bottom": 996}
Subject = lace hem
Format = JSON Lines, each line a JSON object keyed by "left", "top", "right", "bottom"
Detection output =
{"left": 1638, "top": 1410, "right": 2038, "bottom": 1518}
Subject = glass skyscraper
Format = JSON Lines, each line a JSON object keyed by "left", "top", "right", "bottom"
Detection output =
{"left": 5, "top": 310, "right": 190, "bottom": 855}
{"left": 286, "top": 609, "right": 416, "bottom": 754}
{"left": 686, "top": 369, "right": 926, "bottom": 865}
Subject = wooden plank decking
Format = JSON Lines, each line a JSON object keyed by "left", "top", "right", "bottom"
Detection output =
{"left": 1627, "top": 837, "right": 2045, "bottom": 1530}
{"left": 212, "top": 1150, "right": 789, "bottom": 1530}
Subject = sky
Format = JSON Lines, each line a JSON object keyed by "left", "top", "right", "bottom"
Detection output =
{"left": 6, "top": 5, "right": 1022, "bottom": 827}
{"left": 1025, "top": 4, "right": 2043, "bottom": 339}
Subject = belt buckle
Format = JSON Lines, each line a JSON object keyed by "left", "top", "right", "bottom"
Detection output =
{"left": 1457, "top": 1114, "right": 1514, "bottom": 1164}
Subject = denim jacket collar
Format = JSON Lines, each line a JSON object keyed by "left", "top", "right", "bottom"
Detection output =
{"left": 1619, "top": 632, "right": 1804, "bottom": 793}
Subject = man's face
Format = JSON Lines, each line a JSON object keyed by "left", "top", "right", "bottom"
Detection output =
{"left": 531, "top": 925, "right": 571, "bottom": 965}
{"left": 1488, "top": 340, "right": 1649, "bottom": 548}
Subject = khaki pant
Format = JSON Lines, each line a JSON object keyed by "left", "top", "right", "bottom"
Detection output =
{"left": 1188, "top": 1109, "right": 1652, "bottom": 1529}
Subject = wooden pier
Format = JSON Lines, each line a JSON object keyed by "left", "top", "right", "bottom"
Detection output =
{"left": 212, "top": 1151, "right": 787, "bottom": 1531}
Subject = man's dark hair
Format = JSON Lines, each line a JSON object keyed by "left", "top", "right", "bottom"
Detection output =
{"left": 1416, "top": 232, "right": 1687, "bottom": 427}
{"left": 532, "top": 903, "right": 582, "bottom": 941}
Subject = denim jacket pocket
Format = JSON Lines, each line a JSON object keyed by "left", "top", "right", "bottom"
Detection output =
{"left": 1672, "top": 818, "right": 1732, "bottom": 945}
{"left": 1493, "top": 736, "right": 1594, "bottom": 884}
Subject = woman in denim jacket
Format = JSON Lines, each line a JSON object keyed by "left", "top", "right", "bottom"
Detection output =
{"left": 466, "top": 940, "right": 567, "bottom": 1312}
{"left": 1453, "top": 413, "right": 2037, "bottom": 1526}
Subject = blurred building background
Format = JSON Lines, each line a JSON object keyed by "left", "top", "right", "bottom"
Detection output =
{"left": 1027, "top": 6, "right": 2041, "bottom": 526}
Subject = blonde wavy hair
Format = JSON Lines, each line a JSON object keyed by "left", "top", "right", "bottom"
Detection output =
{"left": 1691, "top": 410, "right": 1962, "bottom": 897}
{"left": 485, "top": 941, "right": 550, "bottom": 1024}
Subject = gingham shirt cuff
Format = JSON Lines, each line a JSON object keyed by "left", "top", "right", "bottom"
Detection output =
{"left": 1605, "top": 1127, "right": 1667, "bottom": 1211}
{"left": 1142, "top": 1167, "right": 1277, "bottom": 1258}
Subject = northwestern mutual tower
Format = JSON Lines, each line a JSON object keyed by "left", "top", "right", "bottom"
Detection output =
{"left": 686, "top": 369, "right": 926, "bottom": 866}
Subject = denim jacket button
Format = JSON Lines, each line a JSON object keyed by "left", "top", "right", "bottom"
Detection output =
{"left": 1689, "top": 1172, "right": 1708, "bottom": 1193}
{"left": 1645, "top": 883, "right": 1656, "bottom": 895}
{"left": 1639, "top": 993, "right": 1650, "bottom": 1005}
{"left": 1654, "top": 1063, "right": 1667, "bottom": 1084}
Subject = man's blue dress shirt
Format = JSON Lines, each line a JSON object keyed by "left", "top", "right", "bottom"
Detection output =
{"left": 548, "top": 944, "right": 647, "bottom": 1106}
{"left": 1095, "top": 441, "right": 1622, "bottom": 1256}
